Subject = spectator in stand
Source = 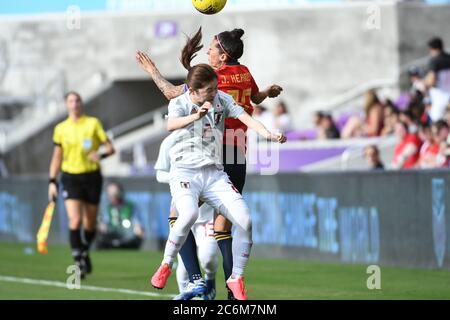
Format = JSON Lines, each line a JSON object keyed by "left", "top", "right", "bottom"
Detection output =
{"left": 314, "top": 111, "right": 324, "bottom": 128}
{"left": 399, "top": 110, "right": 419, "bottom": 134}
{"left": 431, "top": 120, "right": 450, "bottom": 168}
{"left": 408, "top": 97, "right": 427, "bottom": 127}
{"left": 341, "top": 90, "right": 384, "bottom": 138}
{"left": 443, "top": 106, "right": 450, "bottom": 128}
{"left": 418, "top": 123, "right": 439, "bottom": 169}
{"left": 408, "top": 66, "right": 427, "bottom": 96}
{"left": 364, "top": 90, "right": 385, "bottom": 137}
{"left": 318, "top": 113, "right": 340, "bottom": 139}
{"left": 392, "top": 121, "right": 423, "bottom": 169}
{"left": 381, "top": 102, "right": 400, "bottom": 136}
{"left": 253, "top": 105, "right": 274, "bottom": 131}
{"left": 273, "top": 100, "right": 293, "bottom": 133}
{"left": 364, "top": 145, "right": 385, "bottom": 170}
{"left": 423, "top": 96, "right": 433, "bottom": 125}
{"left": 425, "top": 37, "right": 450, "bottom": 122}
{"left": 250, "top": 105, "right": 275, "bottom": 142}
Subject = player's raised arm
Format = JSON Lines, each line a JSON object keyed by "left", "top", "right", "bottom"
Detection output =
{"left": 136, "top": 50, "right": 185, "bottom": 100}
{"left": 251, "top": 84, "right": 283, "bottom": 105}
{"left": 237, "top": 112, "right": 287, "bottom": 143}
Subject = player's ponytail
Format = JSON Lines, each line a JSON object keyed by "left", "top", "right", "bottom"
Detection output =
{"left": 180, "top": 27, "right": 217, "bottom": 92}
{"left": 215, "top": 28, "right": 245, "bottom": 62}
{"left": 180, "top": 27, "right": 203, "bottom": 71}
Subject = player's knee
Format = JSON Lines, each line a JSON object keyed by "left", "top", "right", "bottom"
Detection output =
{"left": 186, "top": 210, "right": 199, "bottom": 226}
{"left": 201, "top": 256, "right": 218, "bottom": 275}
{"left": 236, "top": 201, "right": 252, "bottom": 233}
{"left": 199, "top": 250, "right": 218, "bottom": 274}
{"left": 175, "top": 196, "right": 200, "bottom": 228}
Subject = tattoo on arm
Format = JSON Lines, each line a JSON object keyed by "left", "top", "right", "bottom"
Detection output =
{"left": 152, "top": 72, "right": 184, "bottom": 100}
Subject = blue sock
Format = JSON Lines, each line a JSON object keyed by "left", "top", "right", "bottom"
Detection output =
{"left": 169, "top": 218, "right": 202, "bottom": 282}
{"left": 214, "top": 231, "right": 233, "bottom": 281}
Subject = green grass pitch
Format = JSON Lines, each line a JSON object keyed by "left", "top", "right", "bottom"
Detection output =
{"left": 0, "top": 242, "right": 449, "bottom": 300}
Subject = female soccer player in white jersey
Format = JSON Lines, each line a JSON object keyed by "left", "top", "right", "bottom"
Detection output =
{"left": 150, "top": 60, "right": 286, "bottom": 300}
{"left": 138, "top": 27, "right": 283, "bottom": 300}
{"left": 154, "top": 132, "right": 218, "bottom": 300}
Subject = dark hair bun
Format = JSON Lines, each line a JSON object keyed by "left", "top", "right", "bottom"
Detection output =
{"left": 231, "top": 29, "right": 244, "bottom": 39}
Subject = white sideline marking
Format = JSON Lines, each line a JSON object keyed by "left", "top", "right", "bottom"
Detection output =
{"left": 0, "top": 275, "right": 176, "bottom": 298}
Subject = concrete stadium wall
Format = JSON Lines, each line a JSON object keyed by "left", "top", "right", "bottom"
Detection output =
{"left": 1, "top": 170, "right": 450, "bottom": 270}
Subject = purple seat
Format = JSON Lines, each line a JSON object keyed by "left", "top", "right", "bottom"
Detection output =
{"left": 395, "top": 93, "right": 410, "bottom": 111}
{"left": 251, "top": 147, "right": 348, "bottom": 172}
{"left": 285, "top": 129, "right": 318, "bottom": 141}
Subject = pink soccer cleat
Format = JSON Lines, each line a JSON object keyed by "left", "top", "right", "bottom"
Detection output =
{"left": 226, "top": 276, "right": 248, "bottom": 300}
{"left": 150, "top": 263, "right": 171, "bottom": 289}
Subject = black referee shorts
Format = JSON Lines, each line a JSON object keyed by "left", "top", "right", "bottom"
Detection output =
{"left": 223, "top": 145, "right": 246, "bottom": 194}
{"left": 61, "top": 170, "right": 103, "bottom": 205}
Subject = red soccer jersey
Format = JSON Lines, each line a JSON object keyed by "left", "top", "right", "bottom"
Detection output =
{"left": 216, "top": 64, "right": 259, "bottom": 151}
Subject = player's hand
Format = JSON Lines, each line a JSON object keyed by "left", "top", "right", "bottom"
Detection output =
{"left": 88, "top": 151, "right": 101, "bottom": 163}
{"left": 196, "top": 101, "right": 212, "bottom": 119}
{"left": 270, "top": 132, "right": 287, "bottom": 143}
{"left": 48, "top": 183, "right": 58, "bottom": 202}
{"left": 136, "top": 50, "right": 157, "bottom": 74}
{"left": 266, "top": 85, "right": 283, "bottom": 98}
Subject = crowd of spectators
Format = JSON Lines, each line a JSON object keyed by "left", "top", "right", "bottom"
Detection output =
{"left": 248, "top": 36, "right": 450, "bottom": 170}
{"left": 274, "top": 36, "right": 450, "bottom": 170}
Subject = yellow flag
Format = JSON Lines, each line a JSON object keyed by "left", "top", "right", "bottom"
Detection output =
{"left": 36, "top": 201, "right": 56, "bottom": 254}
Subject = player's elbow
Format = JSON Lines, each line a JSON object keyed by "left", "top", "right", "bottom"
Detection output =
{"left": 166, "top": 121, "right": 176, "bottom": 132}
{"left": 166, "top": 92, "right": 179, "bottom": 101}
{"left": 156, "top": 171, "right": 164, "bottom": 183}
{"left": 156, "top": 171, "right": 170, "bottom": 184}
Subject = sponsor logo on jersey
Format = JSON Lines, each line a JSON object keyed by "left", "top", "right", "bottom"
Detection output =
{"left": 214, "top": 112, "right": 223, "bottom": 125}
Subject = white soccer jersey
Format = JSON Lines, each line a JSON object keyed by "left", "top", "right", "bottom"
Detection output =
{"left": 155, "top": 133, "right": 216, "bottom": 224}
{"left": 167, "top": 91, "right": 245, "bottom": 170}
{"left": 154, "top": 132, "right": 179, "bottom": 172}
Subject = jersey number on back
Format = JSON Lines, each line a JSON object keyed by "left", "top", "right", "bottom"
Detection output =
{"left": 227, "top": 89, "right": 252, "bottom": 110}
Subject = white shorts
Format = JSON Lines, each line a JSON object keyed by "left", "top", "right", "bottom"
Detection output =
{"left": 169, "top": 165, "right": 243, "bottom": 212}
